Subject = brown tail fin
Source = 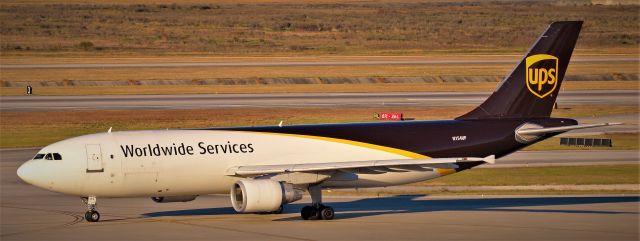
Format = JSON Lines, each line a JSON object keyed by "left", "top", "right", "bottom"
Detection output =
{"left": 457, "top": 21, "right": 582, "bottom": 120}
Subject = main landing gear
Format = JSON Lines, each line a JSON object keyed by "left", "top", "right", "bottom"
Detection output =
{"left": 300, "top": 185, "right": 335, "bottom": 220}
{"left": 82, "top": 196, "right": 100, "bottom": 222}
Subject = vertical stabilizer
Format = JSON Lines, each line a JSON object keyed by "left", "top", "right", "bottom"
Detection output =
{"left": 456, "top": 21, "right": 582, "bottom": 120}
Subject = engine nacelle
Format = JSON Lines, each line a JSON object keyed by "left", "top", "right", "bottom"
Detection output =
{"left": 230, "top": 179, "right": 304, "bottom": 213}
{"left": 151, "top": 195, "right": 198, "bottom": 203}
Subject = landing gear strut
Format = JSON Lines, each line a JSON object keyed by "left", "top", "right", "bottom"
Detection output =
{"left": 300, "top": 185, "right": 334, "bottom": 220}
{"left": 82, "top": 196, "right": 100, "bottom": 222}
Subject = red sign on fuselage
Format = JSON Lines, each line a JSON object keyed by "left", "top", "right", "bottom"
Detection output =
{"left": 378, "top": 112, "right": 403, "bottom": 121}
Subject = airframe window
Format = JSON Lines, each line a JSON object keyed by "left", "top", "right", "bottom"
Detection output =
{"left": 33, "top": 154, "right": 45, "bottom": 160}
{"left": 53, "top": 153, "right": 62, "bottom": 160}
{"left": 45, "top": 153, "right": 53, "bottom": 160}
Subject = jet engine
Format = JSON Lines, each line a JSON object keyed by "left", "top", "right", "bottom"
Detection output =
{"left": 151, "top": 195, "right": 198, "bottom": 203}
{"left": 230, "top": 179, "right": 304, "bottom": 213}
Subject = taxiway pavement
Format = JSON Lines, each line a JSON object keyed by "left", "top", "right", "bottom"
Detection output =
{"left": 1, "top": 90, "right": 638, "bottom": 111}
{"left": 1, "top": 149, "right": 638, "bottom": 240}
{"left": 2, "top": 194, "right": 637, "bottom": 241}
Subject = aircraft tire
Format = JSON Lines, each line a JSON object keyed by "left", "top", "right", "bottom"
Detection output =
{"left": 320, "top": 206, "right": 334, "bottom": 220}
{"left": 85, "top": 210, "right": 100, "bottom": 222}
{"left": 301, "top": 206, "right": 315, "bottom": 220}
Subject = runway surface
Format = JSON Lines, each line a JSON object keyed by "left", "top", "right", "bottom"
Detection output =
{"left": 1, "top": 56, "right": 636, "bottom": 69}
{"left": 2, "top": 90, "right": 638, "bottom": 111}
{"left": 1, "top": 147, "right": 638, "bottom": 240}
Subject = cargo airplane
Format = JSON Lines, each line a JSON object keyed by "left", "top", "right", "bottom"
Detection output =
{"left": 17, "top": 21, "right": 618, "bottom": 222}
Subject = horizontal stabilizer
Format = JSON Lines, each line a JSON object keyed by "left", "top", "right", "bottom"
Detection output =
{"left": 516, "top": 123, "right": 621, "bottom": 135}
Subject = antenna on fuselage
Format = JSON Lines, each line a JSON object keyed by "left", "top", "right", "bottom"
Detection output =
{"left": 107, "top": 127, "right": 112, "bottom": 133}
{"left": 278, "top": 120, "right": 283, "bottom": 127}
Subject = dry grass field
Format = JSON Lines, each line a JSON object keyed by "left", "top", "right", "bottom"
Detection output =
{"left": 2, "top": 59, "right": 637, "bottom": 82}
{"left": 1, "top": 1, "right": 638, "bottom": 56}
{"left": 0, "top": 0, "right": 636, "bottom": 96}
{"left": 0, "top": 63, "right": 517, "bottom": 82}
{"left": 0, "top": 107, "right": 468, "bottom": 148}
{"left": 415, "top": 165, "right": 640, "bottom": 186}
{"left": 1, "top": 105, "right": 636, "bottom": 148}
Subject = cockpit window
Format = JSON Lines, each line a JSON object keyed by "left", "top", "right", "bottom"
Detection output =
{"left": 43, "top": 153, "right": 62, "bottom": 160}
{"left": 33, "top": 153, "right": 45, "bottom": 159}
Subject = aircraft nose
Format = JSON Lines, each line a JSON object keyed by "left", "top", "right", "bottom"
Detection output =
{"left": 17, "top": 160, "right": 36, "bottom": 184}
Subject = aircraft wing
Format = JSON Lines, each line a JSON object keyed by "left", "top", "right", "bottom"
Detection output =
{"left": 516, "top": 122, "right": 621, "bottom": 135}
{"left": 225, "top": 155, "right": 495, "bottom": 176}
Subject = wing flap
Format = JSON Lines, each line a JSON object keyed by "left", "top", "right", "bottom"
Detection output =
{"left": 226, "top": 155, "right": 494, "bottom": 176}
{"left": 387, "top": 165, "right": 434, "bottom": 172}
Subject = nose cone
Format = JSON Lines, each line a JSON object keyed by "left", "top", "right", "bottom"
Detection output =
{"left": 17, "top": 160, "right": 36, "bottom": 185}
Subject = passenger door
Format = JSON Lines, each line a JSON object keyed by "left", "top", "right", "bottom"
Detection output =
{"left": 86, "top": 144, "right": 104, "bottom": 173}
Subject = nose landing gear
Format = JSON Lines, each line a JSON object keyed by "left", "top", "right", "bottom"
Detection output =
{"left": 82, "top": 196, "right": 100, "bottom": 222}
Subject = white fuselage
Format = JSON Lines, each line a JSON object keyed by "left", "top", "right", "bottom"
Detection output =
{"left": 18, "top": 130, "right": 448, "bottom": 198}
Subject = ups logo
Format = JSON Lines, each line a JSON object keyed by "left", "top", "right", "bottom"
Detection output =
{"left": 525, "top": 54, "right": 559, "bottom": 98}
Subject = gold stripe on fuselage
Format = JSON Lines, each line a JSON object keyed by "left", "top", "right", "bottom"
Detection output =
{"left": 219, "top": 130, "right": 457, "bottom": 175}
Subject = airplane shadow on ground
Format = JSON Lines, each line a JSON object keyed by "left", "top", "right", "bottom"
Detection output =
{"left": 143, "top": 195, "right": 640, "bottom": 221}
